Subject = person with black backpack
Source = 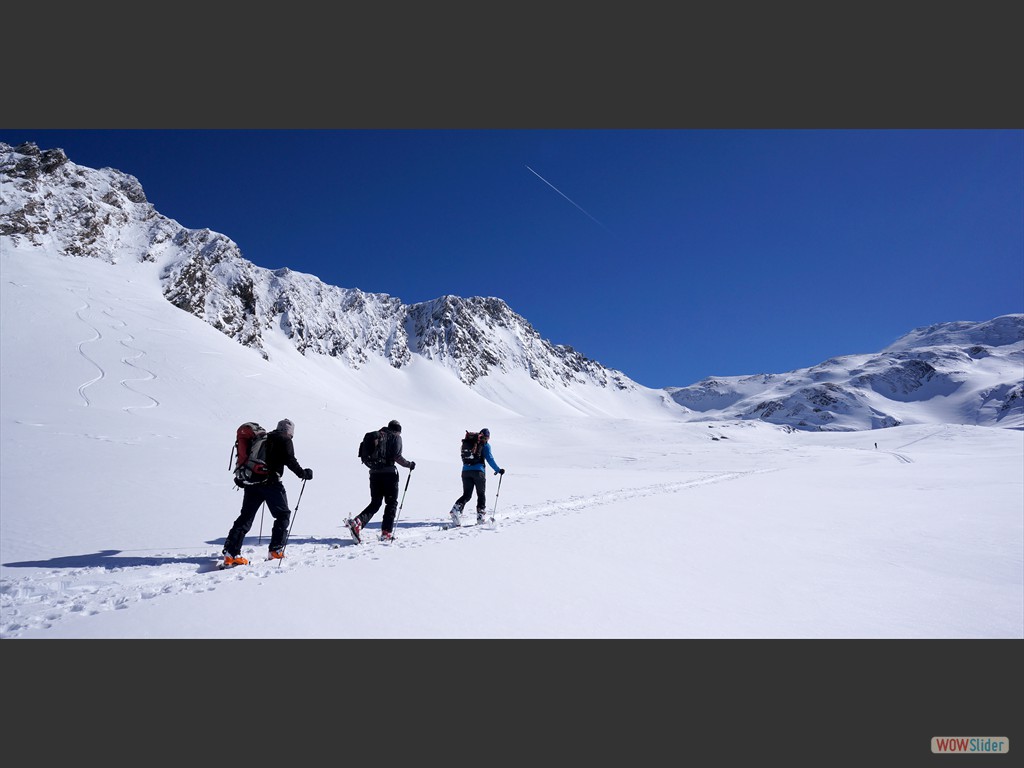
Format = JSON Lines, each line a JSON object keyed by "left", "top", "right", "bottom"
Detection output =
{"left": 347, "top": 419, "right": 415, "bottom": 543}
{"left": 222, "top": 419, "right": 313, "bottom": 566}
{"left": 449, "top": 427, "right": 505, "bottom": 526}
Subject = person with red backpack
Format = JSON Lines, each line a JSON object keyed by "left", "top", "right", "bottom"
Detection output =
{"left": 449, "top": 427, "right": 504, "bottom": 526}
{"left": 222, "top": 419, "right": 313, "bottom": 566}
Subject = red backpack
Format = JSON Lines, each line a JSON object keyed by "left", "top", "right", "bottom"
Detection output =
{"left": 230, "top": 422, "right": 270, "bottom": 487}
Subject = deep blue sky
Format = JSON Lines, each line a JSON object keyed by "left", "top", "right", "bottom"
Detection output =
{"left": 4, "top": 129, "right": 1022, "bottom": 388}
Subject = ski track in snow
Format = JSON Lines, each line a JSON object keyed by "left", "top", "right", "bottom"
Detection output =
{"left": 0, "top": 469, "right": 775, "bottom": 637}
{"left": 72, "top": 292, "right": 160, "bottom": 413}
{"left": 74, "top": 298, "right": 104, "bottom": 406}
{"left": 116, "top": 327, "right": 160, "bottom": 412}
{"left": 877, "top": 426, "right": 951, "bottom": 464}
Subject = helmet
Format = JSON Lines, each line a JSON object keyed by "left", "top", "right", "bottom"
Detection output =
{"left": 388, "top": 420, "right": 402, "bottom": 433}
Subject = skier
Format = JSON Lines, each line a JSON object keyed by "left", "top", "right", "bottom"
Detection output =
{"left": 347, "top": 420, "right": 415, "bottom": 542}
{"left": 450, "top": 427, "right": 505, "bottom": 525}
{"left": 222, "top": 419, "right": 313, "bottom": 566}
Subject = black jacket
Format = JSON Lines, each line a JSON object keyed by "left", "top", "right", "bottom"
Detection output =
{"left": 370, "top": 427, "right": 414, "bottom": 473}
{"left": 265, "top": 428, "right": 305, "bottom": 481}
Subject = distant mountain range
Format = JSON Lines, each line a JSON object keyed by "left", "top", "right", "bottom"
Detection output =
{"left": 667, "top": 314, "right": 1023, "bottom": 431}
{"left": 3, "top": 140, "right": 1021, "bottom": 431}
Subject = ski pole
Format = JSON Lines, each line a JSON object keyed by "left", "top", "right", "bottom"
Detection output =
{"left": 257, "top": 502, "right": 266, "bottom": 544}
{"left": 394, "top": 469, "right": 412, "bottom": 531}
{"left": 492, "top": 471, "right": 503, "bottom": 517}
{"left": 279, "top": 478, "right": 307, "bottom": 566}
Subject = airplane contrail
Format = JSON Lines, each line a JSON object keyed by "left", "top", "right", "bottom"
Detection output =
{"left": 526, "top": 165, "right": 609, "bottom": 231}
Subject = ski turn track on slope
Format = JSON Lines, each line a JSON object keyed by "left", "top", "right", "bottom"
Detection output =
{"left": 0, "top": 469, "right": 775, "bottom": 638}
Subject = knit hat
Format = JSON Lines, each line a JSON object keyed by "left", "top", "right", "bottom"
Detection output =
{"left": 277, "top": 419, "right": 295, "bottom": 436}
{"left": 388, "top": 419, "right": 402, "bottom": 433}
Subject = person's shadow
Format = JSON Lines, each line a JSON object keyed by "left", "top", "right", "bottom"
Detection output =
{"left": 3, "top": 549, "right": 213, "bottom": 570}
{"left": 3, "top": 522, "right": 460, "bottom": 572}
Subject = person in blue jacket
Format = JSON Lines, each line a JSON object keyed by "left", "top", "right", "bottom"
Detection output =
{"left": 450, "top": 427, "right": 505, "bottom": 525}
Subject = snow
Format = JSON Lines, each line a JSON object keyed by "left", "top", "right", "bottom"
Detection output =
{"left": 2, "top": 247, "right": 1021, "bottom": 641}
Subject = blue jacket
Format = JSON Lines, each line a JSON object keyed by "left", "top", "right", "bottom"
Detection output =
{"left": 463, "top": 441, "right": 501, "bottom": 473}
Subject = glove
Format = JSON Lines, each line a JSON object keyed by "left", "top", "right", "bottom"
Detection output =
{"left": 496, "top": 468, "right": 505, "bottom": 475}
{"left": 303, "top": 468, "right": 313, "bottom": 480}
{"left": 409, "top": 461, "right": 416, "bottom": 471}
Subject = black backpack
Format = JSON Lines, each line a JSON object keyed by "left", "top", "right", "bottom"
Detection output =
{"left": 460, "top": 431, "right": 483, "bottom": 464}
{"left": 358, "top": 428, "right": 389, "bottom": 469}
{"left": 231, "top": 422, "right": 270, "bottom": 487}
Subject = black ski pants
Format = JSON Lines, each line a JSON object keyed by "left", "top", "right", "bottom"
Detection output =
{"left": 355, "top": 469, "right": 400, "bottom": 534}
{"left": 225, "top": 480, "right": 291, "bottom": 555}
{"left": 454, "top": 469, "right": 487, "bottom": 512}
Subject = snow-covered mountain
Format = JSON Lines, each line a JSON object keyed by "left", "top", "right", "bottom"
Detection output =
{"left": 667, "top": 314, "right": 1024, "bottom": 431}
{"left": 3, "top": 140, "right": 1021, "bottom": 431}
{"left": 0, "top": 141, "right": 638, "bottom": 398}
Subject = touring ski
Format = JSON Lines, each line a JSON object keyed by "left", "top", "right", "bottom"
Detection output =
{"left": 440, "top": 516, "right": 495, "bottom": 531}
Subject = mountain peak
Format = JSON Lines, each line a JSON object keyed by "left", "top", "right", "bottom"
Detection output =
{"left": 1, "top": 141, "right": 640, "bottom": 403}
{"left": 885, "top": 314, "right": 1024, "bottom": 352}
